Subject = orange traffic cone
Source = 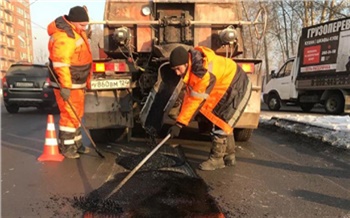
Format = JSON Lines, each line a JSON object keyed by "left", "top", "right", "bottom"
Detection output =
{"left": 37, "top": 114, "right": 64, "bottom": 162}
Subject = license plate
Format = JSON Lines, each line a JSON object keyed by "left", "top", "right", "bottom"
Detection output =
{"left": 90, "top": 79, "right": 130, "bottom": 90}
{"left": 16, "top": 82, "right": 33, "bottom": 87}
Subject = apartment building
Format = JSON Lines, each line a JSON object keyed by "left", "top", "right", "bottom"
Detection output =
{"left": 0, "top": 0, "right": 33, "bottom": 77}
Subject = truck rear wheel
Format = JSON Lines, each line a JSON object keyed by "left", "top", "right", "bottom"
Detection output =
{"left": 267, "top": 93, "right": 281, "bottom": 111}
{"left": 89, "top": 128, "right": 125, "bottom": 143}
{"left": 325, "top": 94, "right": 344, "bottom": 114}
{"left": 300, "top": 103, "right": 314, "bottom": 112}
{"left": 234, "top": 128, "right": 253, "bottom": 142}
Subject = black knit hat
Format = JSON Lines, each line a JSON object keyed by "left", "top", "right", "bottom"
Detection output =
{"left": 169, "top": 46, "right": 189, "bottom": 67}
{"left": 67, "top": 6, "right": 89, "bottom": 22}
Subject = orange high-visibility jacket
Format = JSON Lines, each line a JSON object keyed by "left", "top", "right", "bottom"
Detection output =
{"left": 176, "top": 46, "right": 251, "bottom": 134}
{"left": 47, "top": 16, "right": 92, "bottom": 89}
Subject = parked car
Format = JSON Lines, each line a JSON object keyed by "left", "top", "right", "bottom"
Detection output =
{"left": 2, "top": 63, "right": 57, "bottom": 114}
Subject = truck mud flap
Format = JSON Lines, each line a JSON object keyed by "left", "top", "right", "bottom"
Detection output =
{"left": 139, "top": 62, "right": 182, "bottom": 133}
{"left": 84, "top": 89, "right": 133, "bottom": 129}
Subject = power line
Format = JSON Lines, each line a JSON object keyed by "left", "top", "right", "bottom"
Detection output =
{"left": 31, "top": 20, "right": 46, "bottom": 30}
{"left": 30, "top": 0, "right": 39, "bottom": 5}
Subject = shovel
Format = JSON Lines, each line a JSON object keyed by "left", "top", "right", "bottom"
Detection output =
{"left": 105, "top": 134, "right": 171, "bottom": 199}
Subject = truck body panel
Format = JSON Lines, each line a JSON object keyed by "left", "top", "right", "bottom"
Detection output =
{"left": 235, "top": 71, "right": 261, "bottom": 128}
{"left": 263, "top": 17, "right": 350, "bottom": 114}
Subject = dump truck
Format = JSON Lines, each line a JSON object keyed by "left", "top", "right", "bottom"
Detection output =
{"left": 263, "top": 17, "right": 350, "bottom": 114}
{"left": 85, "top": 0, "right": 266, "bottom": 143}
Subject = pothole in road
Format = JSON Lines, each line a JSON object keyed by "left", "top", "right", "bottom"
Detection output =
{"left": 72, "top": 171, "right": 224, "bottom": 217}
{"left": 71, "top": 145, "right": 224, "bottom": 217}
{"left": 31, "top": 143, "right": 222, "bottom": 217}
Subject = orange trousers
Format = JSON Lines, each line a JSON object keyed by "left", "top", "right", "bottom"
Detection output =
{"left": 54, "top": 88, "right": 84, "bottom": 148}
{"left": 54, "top": 88, "right": 85, "bottom": 128}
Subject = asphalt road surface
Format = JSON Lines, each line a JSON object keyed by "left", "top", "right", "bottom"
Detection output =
{"left": 1, "top": 105, "right": 350, "bottom": 217}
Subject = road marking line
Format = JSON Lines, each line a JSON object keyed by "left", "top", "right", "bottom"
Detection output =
{"left": 6, "top": 133, "right": 43, "bottom": 143}
{"left": 1, "top": 140, "right": 41, "bottom": 152}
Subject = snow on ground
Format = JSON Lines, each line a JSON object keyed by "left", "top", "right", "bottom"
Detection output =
{"left": 259, "top": 114, "right": 350, "bottom": 150}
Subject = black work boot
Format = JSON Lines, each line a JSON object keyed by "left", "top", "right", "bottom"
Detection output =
{"left": 61, "top": 145, "right": 80, "bottom": 159}
{"left": 75, "top": 127, "right": 90, "bottom": 154}
{"left": 199, "top": 135, "right": 226, "bottom": 171}
{"left": 77, "top": 146, "right": 91, "bottom": 154}
{"left": 59, "top": 131, "right": 79, "bottom": 159}
{"left": 224, "top": 134, "right": 236, "bottom": 166}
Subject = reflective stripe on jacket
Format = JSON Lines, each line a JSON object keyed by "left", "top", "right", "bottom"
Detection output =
{"left": 47, "top": 16, "right": 92, "bottom": 89}
{"left": 176, "top": 46, "right": 251, "bottom": 134}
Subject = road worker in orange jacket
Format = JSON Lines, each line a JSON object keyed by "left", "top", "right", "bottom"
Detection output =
{"left": 47, "top": 6, "right": 92, "bottom": 159}
{"left": 168, "top": 46, "right": 252, "bottom": 171}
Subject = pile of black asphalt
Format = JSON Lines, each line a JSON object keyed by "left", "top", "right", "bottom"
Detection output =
{"left": 72, "top": 144, "right": 224, "bottom": 217}
{"left": 118, "top": 151, "right": 178, "bottom": 171}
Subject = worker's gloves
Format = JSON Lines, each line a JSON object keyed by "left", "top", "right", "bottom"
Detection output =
{"left": 168, "top": 123, "right": 183, "bottom": 138}
{"left": 60, "top": 88, "right": 71, "bottom": 101}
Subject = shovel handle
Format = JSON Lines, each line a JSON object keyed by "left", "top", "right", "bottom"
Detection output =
{"left": 105, "top": 134, "right": 171, "bottom": 199}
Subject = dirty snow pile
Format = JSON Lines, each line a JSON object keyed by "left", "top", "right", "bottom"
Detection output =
{"left": 259, "top": 114, "right": 350, "bottom": 150}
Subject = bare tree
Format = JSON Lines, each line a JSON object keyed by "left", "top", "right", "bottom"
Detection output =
{"left": 34, "top": 48, "right": 48, "bottom": 64}
{"left": 89, "top": 24, "right": 104, "bottom": 59}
